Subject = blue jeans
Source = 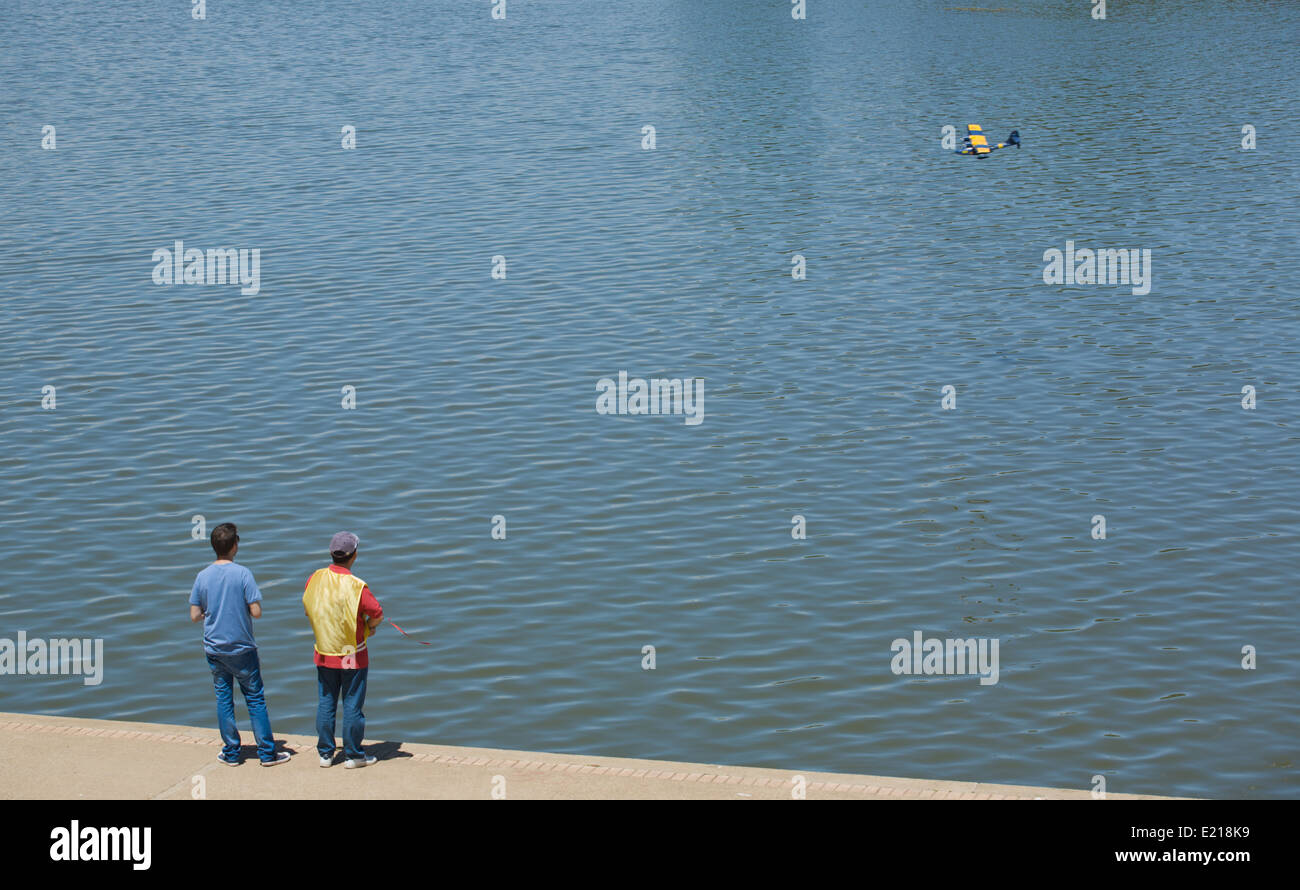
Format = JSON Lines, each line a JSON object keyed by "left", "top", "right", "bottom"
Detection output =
{"left": 317, "top": 666, "right": 368, "bottom": 760}
{"left": 205, "top": 649, "right": 277, "bottom": 762}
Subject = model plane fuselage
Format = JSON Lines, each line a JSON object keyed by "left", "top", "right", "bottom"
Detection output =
{"left": 956, "top": 124, "right": 1020, "bottom": 156}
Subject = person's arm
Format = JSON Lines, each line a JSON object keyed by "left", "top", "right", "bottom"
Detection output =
{"left": 244, "top": 570, "right": 263, "bottom": 619}
{"left": 189, "top": 579, "right": 204, "bottom": 622}
{"left": 360, "top": 587, "right": 383, "bottom": 632}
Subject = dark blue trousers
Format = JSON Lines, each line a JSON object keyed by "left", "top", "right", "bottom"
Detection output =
{"left": 206, "top": 649, "right": 277, "bottom": 762}
{"left": 316, "top": 665, "right": 368, "bottom": 759}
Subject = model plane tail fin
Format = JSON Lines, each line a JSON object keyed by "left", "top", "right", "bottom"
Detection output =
{"left": 1007, "top": 130, "right": 1021, "bottom": 148}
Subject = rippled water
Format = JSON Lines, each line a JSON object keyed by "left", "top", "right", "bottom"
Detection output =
{"left": 1, "top": 1, "right": 1297, "bottom": 799}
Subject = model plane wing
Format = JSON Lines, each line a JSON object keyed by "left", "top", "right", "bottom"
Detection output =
{"left": 964, "top": 124, "right": 994, "bottom": 155}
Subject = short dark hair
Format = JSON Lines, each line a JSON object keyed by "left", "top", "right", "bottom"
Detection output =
{"left": 331, "top": 549, "right": 355, "bottom": 565}
{"left": 211, "top": 523, "right": 239, "bottom": 558}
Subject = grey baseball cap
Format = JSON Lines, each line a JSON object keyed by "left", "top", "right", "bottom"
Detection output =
{"left": 329, "top": 531, "right": 359, "bottom": 556}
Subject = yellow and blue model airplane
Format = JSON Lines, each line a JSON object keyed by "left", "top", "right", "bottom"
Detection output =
{"left": 956, "top": 124, "right": 1021, "bottom": 157}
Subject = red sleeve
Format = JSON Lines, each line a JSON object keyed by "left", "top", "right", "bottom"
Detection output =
{"left": 360, "top": 586, "right": 382, "bottom": 620}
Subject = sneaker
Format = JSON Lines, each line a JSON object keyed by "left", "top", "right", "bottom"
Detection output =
{"left": 260, "top": 751, "right": 292, "bottom": 767}
{"left": 319, "top": 751, "right": 336, "bottom": 768}
{"left": 217, "top": 754, "right": 241, "bottom": 766}
{"left": 343, "top": 754, "right": 377, "bottom": 769}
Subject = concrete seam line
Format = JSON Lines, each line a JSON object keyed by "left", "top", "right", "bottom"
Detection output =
{"left": 151, "top": 759, "right": 221, "bottom": 801}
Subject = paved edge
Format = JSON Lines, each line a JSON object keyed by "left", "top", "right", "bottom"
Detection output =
{"left": 0, "top": 712, "right": 1185, "bottom": 800}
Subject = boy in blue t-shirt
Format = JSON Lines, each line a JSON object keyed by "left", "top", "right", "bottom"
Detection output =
{"left": 189, "top": 523, "right": 290, "bottom": 766}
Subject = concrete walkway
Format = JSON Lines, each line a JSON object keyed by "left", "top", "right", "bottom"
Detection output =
{"left": 0, "top": 712, "right": 1173, "bottom": 800}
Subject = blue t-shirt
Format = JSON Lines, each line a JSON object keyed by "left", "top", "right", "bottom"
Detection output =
{"left": 190, "top": 563, "right": 262, "bottom": 655}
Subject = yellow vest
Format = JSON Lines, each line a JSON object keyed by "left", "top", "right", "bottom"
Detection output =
{"left": 303, "top": 568, "right": 370, "bottom": 657}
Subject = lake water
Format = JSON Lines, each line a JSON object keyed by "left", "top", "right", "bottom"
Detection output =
{"left": 1, "top": 0, "right": 1297, "bottom": 799}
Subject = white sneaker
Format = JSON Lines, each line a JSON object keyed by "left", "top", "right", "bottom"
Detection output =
{"left": 343, "top": 754, "right": 377, "bottom": 769}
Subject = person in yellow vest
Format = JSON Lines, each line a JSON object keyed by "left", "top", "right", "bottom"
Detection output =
{"left": 303, "top": 531, "right": 383, "bottom": 768}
